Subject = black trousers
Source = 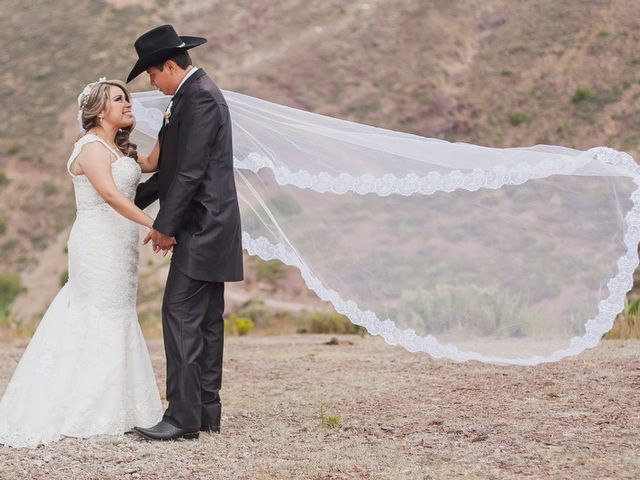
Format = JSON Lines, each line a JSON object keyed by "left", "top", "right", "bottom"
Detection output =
{"left": 162, "top": 263, "right": 225, "bottom": 430}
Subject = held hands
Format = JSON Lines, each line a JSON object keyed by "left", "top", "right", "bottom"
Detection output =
{"left": 143, "top": 229, "right": 177, "bottom": 256}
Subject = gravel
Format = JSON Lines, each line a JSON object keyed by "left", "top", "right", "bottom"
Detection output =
{"left": 1, "top": 335, "right": 638, "bottom": 479}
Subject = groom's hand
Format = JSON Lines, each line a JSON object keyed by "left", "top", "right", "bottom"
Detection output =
{"left": 143, "top": 229, "right": 176, "bottom": 256}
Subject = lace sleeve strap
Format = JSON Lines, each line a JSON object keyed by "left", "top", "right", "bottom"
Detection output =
{"left": 67, "top": 136, "right": 91, "bottom": 177}
{"left": 67, "top": 134, "right": 120, "bottom": 176}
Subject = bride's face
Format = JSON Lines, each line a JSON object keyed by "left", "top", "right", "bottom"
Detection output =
{"left": 101, "top": 86, "right": 134, "bottom": 129}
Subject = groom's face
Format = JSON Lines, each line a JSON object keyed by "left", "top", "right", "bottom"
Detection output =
{"left": 146, "top": 62, "right": 179, "bottom": 95}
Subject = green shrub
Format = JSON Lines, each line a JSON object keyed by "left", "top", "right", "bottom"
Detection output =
{"left": 0, "top": 216, "right": 6, "bottom": 235}
{"left": 4, "top": 140, "right": 21, "bottom": 155}
{"left": 235, "top": 298, "right": 270, "bottom": 326}
{"left": 269, "top": 193, "right": 302, "bottom": 216}
{"left": 603, "top": 297, "right": 640, "bottom": 339}
{"left": 1, "top": 239, "right": 18, "bottom": 253}
{"left": 319, "top": 405, "right": 341, "bottom": 429}
{"left": 347, "top": 99, "right": 381, "bottom": 117}
{"left": 0, "top": 313, "right": 28, "bottom": 334}
{"left": 325, "top": 415, "right": 340, "bottom": 428}
{"left": 296, "top": 311, "right": 363, "bottom": 335}
{"left": 624, "top": 297, "right": 640, "bottom": 316}
{"left": 236, "top": 317, "right": 254, "bottom": 335}
{"left": 508, "top": 111, "right": 529, "bottom": 126}
{"left": 34, "top": 72, "right": 50, "bottom": 82}
{"left": 0, "top": 273, "right": 22, "bottom": 317}
{"left": 59, "top": 269, "right": 69, "bottom": 287}
{"left": 396, "top": 284, "right": 545, "bottom": 338}
{"left": 571, "top": 87, "right": 594, "bottom": 104}
{"left": 225, "top": 314, "right": 255, "bottom": 336}
{"left": 0, "top": 172, "right": 8, "bottom": 187}
{"left": 42, "top": 181, "right": 58, "bottom": 196}
{"left": 256, "top": 259, "right": 287, "bottom": 282}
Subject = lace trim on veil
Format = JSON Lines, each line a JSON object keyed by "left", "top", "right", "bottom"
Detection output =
{"left": 241, "top": 147, "right": 640, "bottom": 366}
{"left": 235, "top": 150, "right": 598, "bottom": 196}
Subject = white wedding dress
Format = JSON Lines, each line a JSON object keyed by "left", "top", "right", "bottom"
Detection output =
{"left": 0, "top": 134, "right": 163, "bottom": 448}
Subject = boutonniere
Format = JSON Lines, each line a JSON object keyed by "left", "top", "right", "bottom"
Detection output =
{"left": 164, "top": 100, "right": 173, "bottom": 125}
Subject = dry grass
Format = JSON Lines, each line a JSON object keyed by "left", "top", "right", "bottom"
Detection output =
{"left": 604, "top": 315, "right": 640, "bottom": 339}
{"left": 0, "top": 334, "right": 638, "bottom": 479}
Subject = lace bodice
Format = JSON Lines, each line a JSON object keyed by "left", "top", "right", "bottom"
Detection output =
{"left": 67, "top": 134, "right": 141, "bottom": 211}
{"left": 65, "top": 133, "right": 143, "bottom": 312}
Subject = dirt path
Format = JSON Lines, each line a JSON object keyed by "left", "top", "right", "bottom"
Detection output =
{"left": 0, "top": 335, "right": 638, "bottom": 479}
{"left": 224, "top": 284, "right": 328, "bottom": 312}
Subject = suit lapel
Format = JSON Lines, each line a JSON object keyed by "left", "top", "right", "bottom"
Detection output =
{"left": 158, "top": 68, "right": 206, "bottom": 166}
{"left": 158, "top": 68, "right": 207, "bottom": 150}
{"left": 158, "top": 122, "right": 168, "bottom": 151}
{"left": 167, "top": 68, "right": 207, "bottom": 117}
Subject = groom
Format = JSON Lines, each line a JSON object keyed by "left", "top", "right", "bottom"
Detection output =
{"left": 127, "top": 25, "right": 243, "bottom": 441}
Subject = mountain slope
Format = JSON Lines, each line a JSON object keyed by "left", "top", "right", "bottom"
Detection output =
{"left": 2, "top": 0, "right": 639, "bottom": 327}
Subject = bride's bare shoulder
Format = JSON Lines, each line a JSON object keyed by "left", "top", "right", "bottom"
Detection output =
{"left": 70, "top": 137, "right": 113, "bottom": 175}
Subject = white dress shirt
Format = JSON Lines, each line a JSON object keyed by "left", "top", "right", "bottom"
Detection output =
{"left": 175, "top": 66, "right": 199, "bottom": 95}
{"left": 164, "top": 67, "right": 199, "bottom": 125}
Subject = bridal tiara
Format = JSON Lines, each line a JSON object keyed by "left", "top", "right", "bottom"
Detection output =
{"left": 76, "top": 77, "right": 108, "bottom": 121}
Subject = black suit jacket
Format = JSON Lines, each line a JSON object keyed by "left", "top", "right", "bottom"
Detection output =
{"left": 135, "top": 69, "right": 244, "bottom": 282}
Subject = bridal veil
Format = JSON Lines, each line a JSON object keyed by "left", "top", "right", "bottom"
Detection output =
{"left": 131, "top": 90, "right": 639, "bottom": 366}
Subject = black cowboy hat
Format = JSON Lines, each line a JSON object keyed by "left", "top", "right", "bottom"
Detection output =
{"left": 127, "top": 24, "right": 207, "bottom": 83}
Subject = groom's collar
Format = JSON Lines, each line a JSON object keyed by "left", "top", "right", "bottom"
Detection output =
{"left": 172, "top": 67, "right": 206, "bottom": 102}
{"left": 175, "top": 66, "right": 199, "bottom": 95}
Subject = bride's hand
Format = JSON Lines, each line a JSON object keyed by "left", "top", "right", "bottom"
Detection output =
{"left": 156, "top": 239, "right": 176, "bottom": 257}
{"left": 144, "top": 229, "right": 176, "bottom": 256}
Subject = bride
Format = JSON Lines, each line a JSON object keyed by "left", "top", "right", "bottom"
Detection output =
{"left": 0, "top": 78, "right": 165, "bottom": 448}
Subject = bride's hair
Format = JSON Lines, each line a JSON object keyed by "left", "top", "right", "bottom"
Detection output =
{"left": 80, "top": 79, "right": 138, "bottom": 160}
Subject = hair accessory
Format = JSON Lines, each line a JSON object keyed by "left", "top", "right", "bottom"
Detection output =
{"left": 76, "top": 77, "right": 108, "bottom": 123}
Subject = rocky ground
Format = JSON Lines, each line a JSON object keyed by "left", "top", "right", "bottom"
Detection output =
{"left": 0, "top": 335, "right": 638, "bottom": 479}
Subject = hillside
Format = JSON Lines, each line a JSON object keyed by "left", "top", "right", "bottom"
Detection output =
{"left": 1, "top": 0, "right": 640, "bottom": 330}
{"left": 183, "top": 0, "right": 640, "bottom": 152}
